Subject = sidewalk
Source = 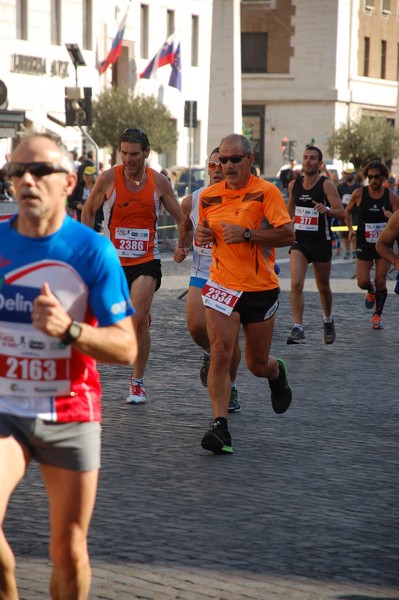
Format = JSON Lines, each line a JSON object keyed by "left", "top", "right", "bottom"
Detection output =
{"left": 6, "top": 252, "right": 399, "bottom": 599}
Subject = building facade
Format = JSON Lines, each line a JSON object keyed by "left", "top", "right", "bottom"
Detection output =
{"left": 1, "top": 0, "right": 399, "bottom": 177}
{"left": 0, "top": 0, "right": 222, "bottom": 170}
{"left": 241, "top": 0, "right": 399, "bottom": 176}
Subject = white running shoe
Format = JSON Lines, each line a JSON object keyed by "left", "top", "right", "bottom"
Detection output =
{"left": 126, "top": 379, "right": 147, "bottom": 404}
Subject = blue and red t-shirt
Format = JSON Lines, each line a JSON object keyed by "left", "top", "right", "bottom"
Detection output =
{"left": 0, "top": 214, "right": 134, "bottom": 422}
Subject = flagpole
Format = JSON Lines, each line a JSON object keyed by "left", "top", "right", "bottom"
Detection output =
{"left": 188, "top": 103, "right": 194, "bottom": 194}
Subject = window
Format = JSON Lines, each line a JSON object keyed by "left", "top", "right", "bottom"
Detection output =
{"left": 364, "top": 0, "right": 374, "bottom": 7}
{"left": 382, "top": 0, "right": 391, "bottom": 13}
{"left": 241, "top": 0, "right": 275, "bottom": 6}
{"left": 191, "top": 15, "right": 199, "bottom": 67}
{"left": 141, "top": 4, "right": 149, "bottom": 58}
{"left": 364, "top": 37, "right": 370, "bottom": 76}
{"left": 82, "top": 0, "right": 92, "bottom": 50}
{"left": 397, "top": 43, "right": 399, "bottom": 80}
{"left": 17, "top": 0, "right": 28, "bottom": 40}
{"left": 167, "top": 9, "right": 175, "bottom": 37}
{"left": 381, "top": 40, "right": 387, "bottom": 79}
{"left": 51, "top": 0, "right": 61, "bottom": 45}
{"left": 241, "top": 32, "right": 268, "bottom": 73}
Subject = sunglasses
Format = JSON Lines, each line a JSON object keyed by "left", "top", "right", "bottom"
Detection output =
{"left": 218, "top": 153, "right": 249, "bottom": 165}
{"left": 8, "top": 162, "right": 69, "bottom": 178}
{"left": 208, "top": 160, "right": 221, "bottom": 169}
{"left": 121, "top": 128, "right": 149, "bottom": 146}
{"left": 368, "top": 174, "right": 383, "bottom": 180}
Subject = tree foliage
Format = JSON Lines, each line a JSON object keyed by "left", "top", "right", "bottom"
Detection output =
{"left": 88, "top": 87, "right": 177, "bottom": 154}
{"left": 327, "top": 116, "right": 399, "bottom": 169}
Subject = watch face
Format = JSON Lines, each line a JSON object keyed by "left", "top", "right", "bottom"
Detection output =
{"left": 244, "top": 230, "right": 251, "bottom": 240}
{"left": 69, "top": 322, "right": 82, "bottom": 340}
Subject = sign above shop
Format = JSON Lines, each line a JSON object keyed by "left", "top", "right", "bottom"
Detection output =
{"left": 11, "top": 54, "right": 69, "bottom": 79}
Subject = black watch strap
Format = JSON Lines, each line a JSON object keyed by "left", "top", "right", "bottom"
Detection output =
{"left": 62, "top": 320, "right": 82, "bottom": 346}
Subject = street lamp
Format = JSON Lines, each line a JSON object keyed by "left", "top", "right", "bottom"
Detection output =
{"left": 65, "top": 43, "right": 86, "bottom": 86}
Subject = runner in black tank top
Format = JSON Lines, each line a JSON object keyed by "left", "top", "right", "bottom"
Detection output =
{"left": 345, "top": 159, "right": 399, "bottom": 330}
{"left": 292, "top": 175, "right": 332, "bottom": 244}
{"left": 286, "top": 146, "right": 345, "bottom": 345}
{"left": 356, "top": 186, "right": 391, "bottom": 252}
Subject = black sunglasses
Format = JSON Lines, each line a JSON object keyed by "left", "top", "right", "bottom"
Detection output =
{"left": 8, "top": 162, "right": 69, "bottom": 178}
{"left": 218, "top": 154, "right": 249, "bottom": 165}
{"left": 121, "top": 128, "right": 149, "bottom": 145}
{"left": 368, "top": 174, "right": 383, "bottom": 180}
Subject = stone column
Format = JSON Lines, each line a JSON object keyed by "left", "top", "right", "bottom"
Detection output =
{"left": 207, "top": 0, "right": 242, "bottom": 154}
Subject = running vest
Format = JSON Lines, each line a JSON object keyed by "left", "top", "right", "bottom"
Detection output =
{"left": 356, "top": 186, "right": 391, "bottom": 247}
{"left": 292, "top": 175, "right": 331, "bottom": 242}
{"left": 103, "top": 165, "right": 161, "bottom": 266}
{"left": 337, "top": 181, "right": 361, "bottom": 207}
{"left": 190, "top": 187, "right": 212, "bottom": 280}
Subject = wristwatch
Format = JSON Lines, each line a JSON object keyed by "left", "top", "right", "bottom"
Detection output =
{"left": 62, "top": 320, "right": 82, "bottom": 346}
{"left": 243, "top": 228, "right": 251, "bottom": 241}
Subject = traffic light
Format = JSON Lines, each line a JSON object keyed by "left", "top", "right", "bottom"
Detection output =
{"left": 65, "top": 87, "right": 92, "bottom": 127}
{"left": 184, "top": 100, "right": 197, "bottom": 128}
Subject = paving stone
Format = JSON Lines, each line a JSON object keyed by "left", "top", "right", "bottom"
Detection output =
{"left": 4, "top": 251, "right": 399, "bottom": 599}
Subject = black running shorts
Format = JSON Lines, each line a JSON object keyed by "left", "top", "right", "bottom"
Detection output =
{"left": 356, "top": 244, "right": 381, "bottom": 261}
{"left": 122, "top": 259, "right": 162, "bottom": 292}
{"left": 290, "top": 240, "right": 332, "bottom": 263}
{"left": 233, "top": 288, "right": 280, "bottom": 324}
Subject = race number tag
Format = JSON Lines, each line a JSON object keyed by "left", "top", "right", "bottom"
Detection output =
{"left": 294, "top": 206, "right": 319, "bottom": 231}
{"left": 193, "top": 240, "right": 212, "bottom": 256}
{"left": 365, "top": 222, "right": 385, "bottom": 243}
{"left": 114, "top": 228, "right": 150, "bottom": 258}
{"left": 0, "top": 324, "right": 71, "bottom": 397}
{"left": 201, "top": 279, "right": 242, "bottom": 315}
{"left": 341, "top": 193, "right": 352, "bottom": 207}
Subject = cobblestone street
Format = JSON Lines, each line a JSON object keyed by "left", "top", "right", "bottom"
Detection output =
{"left": 5, "top": 251, "right": 399, "bottom": 599}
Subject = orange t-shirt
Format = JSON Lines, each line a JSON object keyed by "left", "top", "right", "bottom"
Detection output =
{"left": 198, "top": 176, "right": 291, "bottom": 292}
{"left": 103, "top": 165, "right": 161, "bottom": 266}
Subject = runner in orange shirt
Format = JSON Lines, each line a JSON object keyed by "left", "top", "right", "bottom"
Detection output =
{"left": 173, "top": 148, "right": 242, "bottom": 413}
{"left": 82, "top": 128, "right": 183, "bottom": 404}
{"left": 195, "top": 133, "right": 294, "bottom": 454}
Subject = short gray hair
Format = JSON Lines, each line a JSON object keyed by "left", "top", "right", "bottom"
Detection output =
{"left": 219, "top": 134, "right": 253, "bottom": 155}
{"left": 15, "top": 132, "right": 74, "bottom": 172}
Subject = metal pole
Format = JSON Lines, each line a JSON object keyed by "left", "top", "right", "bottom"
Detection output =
{"left": 78, "top": 125, "right": 99, "bottom": 173}
{"left": 188, "top": 101, "right": 193, "bottom": 194}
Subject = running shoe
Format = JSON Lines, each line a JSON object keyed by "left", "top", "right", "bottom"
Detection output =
{"left": 126, "top": 379, "right": 147, "bottom": 404}
{"left": 365, "top": 291, "right": 375, "bottom": 309}
{"left": 228, "top": 387, "right": 241, "bottom": 413}
{"left": 323, "top": 319, "right": 336, "bottom": 344}
{"left": 199, "top": 354, "right": 210, "bottom": 387}
{"left": 286, "top": 325, "right": 305, "bottom": 345}
{"left": 201, "top": 420, "right": 233, "bottom": 454}
{"left": 370, "top": 314, "right": 383, "bottom": 330}
{"left": 268, "top": 358, "right": 292, "bottom": 414}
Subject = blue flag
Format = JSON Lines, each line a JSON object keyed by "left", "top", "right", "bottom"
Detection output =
{"left": 169, "top": 42, "right": 182, "bottom": 92}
